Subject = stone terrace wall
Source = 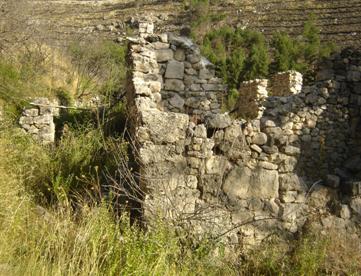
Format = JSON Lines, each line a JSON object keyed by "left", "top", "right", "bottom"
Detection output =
{"left": 127, "top": 25, "right": 361, "bottom": 248}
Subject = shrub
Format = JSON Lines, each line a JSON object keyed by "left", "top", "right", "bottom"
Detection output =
{"left": 201, "top": 16, "right": 335, "bottom": 113}
{"left": 272, "top": 16, "right": 336, "bottom": 75}
{"left": 243, "top": 40, "right": 270, "bottom": 80}
{"left": 271, "top": 32, "right": 304, "bottom": 72}
{"left": 201, "top": 27, "right": 270, "bottom": 89}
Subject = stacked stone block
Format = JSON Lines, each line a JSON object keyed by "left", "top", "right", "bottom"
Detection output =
{"left": 138, "top": 21, "right": 154, "bottom": 38}
{"left": 153, "top": 33, "right": 226, "bottom": 119}
{"left": 126, "top": 27, "right": 200, "bottom": 226}
{"left": 19, "top": 98, "right": 56, "bottom": 144}
{"left": 269, "top": 70, "right": 303, "bottom": 96}
{"left": 236, "top": 79, "right": 268, "bottom": 119}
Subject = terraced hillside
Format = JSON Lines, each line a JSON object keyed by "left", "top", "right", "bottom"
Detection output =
{"left": 1, "top": 0, "right": 360, "bottom": 48}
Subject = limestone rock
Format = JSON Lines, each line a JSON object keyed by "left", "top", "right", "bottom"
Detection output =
{"left": 141, "top": 109, "right": 188, "bottom": 143}
{"left": 194, "top": 124, "right": 207, "bottom": 138}
{"left": 164, "top": 79, "right": 185, "bottom": 91}
{"left": 250, "top": 144, "right": 262, "bottom": 153}
{"left": 156, "top": 49, "right": 173, "bottom": 62}
{"left": 223, "top": 166, "right": 279, "bottom": 200}
{"left": 258, "top": 161, "right": 278, "bottom": 170}
{"left": 174, "top": 49, "right": 185, "bottom": 62}
{"left": 168, "top": 94, "right": 185, "bottom": 109}
{"left": 252, "top": 132, "right": 267, "bottom": 145}
{"left": 309, "top": 184, "right": 338, "bottom": 208}
{"left": 279, "top": 174, "right": 306, "bottom": 192}
{"left": 165, "top": 60, "right": 184, "bottom": 79}
{"left": 277, "top": 154, "right": 298, "bottom": 173}
{"left": 23, "top": 109, "right": 39, "bottom": 117}
{"left": 205, "top": 156, "right": 230, "bottom": 174}
{"left": 199, "top": 69, "right": 214, "bottom": 80}
{"left": 350, "top": 197, "right": 361, "bottom": 216}
{"left": 205, "top": 114, "right": 232, "bottom": 129}
{"left": 339, "top": 204, "right": 351, "bottom": 219}
{"left": 283, "top": 146, "right": 301, "bottom": 156}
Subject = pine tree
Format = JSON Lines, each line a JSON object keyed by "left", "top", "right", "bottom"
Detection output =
{"left": 226, "top": 48, "right": 245, "bottom": 89}
{"left": 243, "top": 42, "right": 270, "bottom": 80}
{"left": 272, "top": 32, "right": 298, "bottom": 71}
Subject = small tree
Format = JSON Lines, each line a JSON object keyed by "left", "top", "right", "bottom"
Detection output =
{"left": 243, "top": 42, "right": 270, "bottom": 80}
{"left": 225, "top": 48, "right": 245, "bottom": 89}
{"left": 272, "top": 32, "right": 301, "bottom": 72}
{"left": 201, "top": 27, "right": 270, "bottom": 88}
{"left": 302, "top": 15, "right": 322, "bottom": 64}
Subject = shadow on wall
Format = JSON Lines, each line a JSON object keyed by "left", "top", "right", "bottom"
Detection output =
{"left": 256, "top": 48, "right": 361, "bottom": 194}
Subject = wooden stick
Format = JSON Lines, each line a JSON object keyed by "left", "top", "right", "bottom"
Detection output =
{"left": 29, "top": 102, "right": 93, "bottom": 110}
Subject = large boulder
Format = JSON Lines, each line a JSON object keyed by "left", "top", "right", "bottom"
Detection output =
{"left": 205, "top": 113, "right": 232, "bottom": 129}
{"left": 140, "top": 109, "right": 188, "bottom": 144}
{"left": 165, "top": 60, "right": 184, "bottom": 79}
{"left": 223, "top": 165, "right": 279, "bottom": 200}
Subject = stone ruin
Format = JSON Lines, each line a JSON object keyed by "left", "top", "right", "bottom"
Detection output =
{"left": 15, "top": 22, "right": 361, "bottom": 249}
{"left": 126, "top": 23, "right": 361, "bottom": 248}
{"left": 19, "top": 98, "right": 57, "bottom": 145}
{"left": 269, "top": 70, "right": 303, "bottom": 96}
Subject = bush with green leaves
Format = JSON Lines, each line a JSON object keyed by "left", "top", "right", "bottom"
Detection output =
{"left": 202, "top": 27, "right": 270, "bottom": 90}
{"left": 271, "top": 17, "right": 336, "bottom": 76}
{"left": 201, "top": 16, "right": 335, "bottom": 111}
{"left": 0, "top": 117, "right": 237, "bottom": 275}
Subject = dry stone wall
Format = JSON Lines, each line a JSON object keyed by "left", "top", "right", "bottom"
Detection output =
{"left": 126, "top": 25, "right": 361, "bottom": 248}
{"left": 269, "top": 71, "right": 303, "bottom": 96}
{"left": 19, "top": 98, "right": 56, "bottom": 145}
{"left": 236, "top": 79, "right": 268, "bottom": 119}
{"left": 153, "top": 33, "right": 226, "bottom": 120}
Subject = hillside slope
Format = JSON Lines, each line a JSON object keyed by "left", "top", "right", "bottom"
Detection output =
{"left": 1, "top": 0, "right": 360, "bottom": 48}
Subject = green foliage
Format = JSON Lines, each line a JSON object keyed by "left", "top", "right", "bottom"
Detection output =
{"left": 68, "top": 40, "right": 127, "bottom": 100}
{"left": 56, "top": 88, "right": 74, "bottom": 106}
{"left": 292, "top": 233, "right": 328, "bottom": 275}
{"left": 223, "top": 88, "right": 240, "bottom": 112}
{"left": 201, "top": 27, "right": 270, "bottom": 89}
{"left": 272, "top": 16, "right": 336, "bottom": 74}
{"left": 272, "top": 32, "right": 304, "bottom": 72}
{"left": 0, "top": 59, "right": 29, "bottom": 107}
{"left": 0, "top": 118, "right": 117, "bottom": 205}
{"left": 244, "top": 42, "right": 270, "bottom": 80}
{"left": 240, "top": 233, "right": 329, "bottom": 275}
{"left": 201, "top": 16, "right": 336, "bottom": 113}
{"left": 0, "top": 120, "right": 235, "bottom": 275}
